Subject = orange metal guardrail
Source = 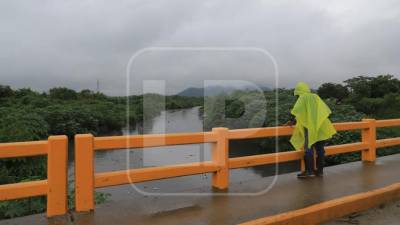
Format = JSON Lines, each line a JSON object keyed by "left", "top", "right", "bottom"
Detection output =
{"left": 74, "top": 118, "right": 400, "bottom": 212}
{"left": 1, "top": 118, "right": 399, "bottom": 217}
{"left": 0, "top": 136, "right": 68, "bottom": 217}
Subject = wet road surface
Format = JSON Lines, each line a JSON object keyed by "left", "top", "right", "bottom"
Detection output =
{"left": 3, "top": 153, "right": 400, "bottom": 225}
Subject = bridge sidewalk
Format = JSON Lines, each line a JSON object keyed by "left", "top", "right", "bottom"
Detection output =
{"left": 2, "top": 154, "right": 400, "bottom": 225}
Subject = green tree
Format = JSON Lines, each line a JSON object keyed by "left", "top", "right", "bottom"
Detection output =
{"left": 344, "top": 76, "right": 373, "bottom": 99}
{"left": 0, "top": 85, "right": 13, "bottom": 99}
{"left": 317, "top": 83, "right": 349, "bottom": 102}
{"left": 369, "top": 75, "right": 400, "bottom": 98}
{"left": 49, "top": 87, "right": 78, "bottom": 100}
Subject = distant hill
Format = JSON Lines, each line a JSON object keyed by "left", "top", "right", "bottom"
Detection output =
{"left": 177, "top": 85, "right": 270, "bottom": 97}
{"left": 177, "top": 87, "right": 205, "bottom": 97}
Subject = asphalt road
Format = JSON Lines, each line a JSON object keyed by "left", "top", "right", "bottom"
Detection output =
{"left": 3, "top": 154, "right": 400, "bottom": 225}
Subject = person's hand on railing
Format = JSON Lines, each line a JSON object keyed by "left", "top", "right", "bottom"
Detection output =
{"left": 283, "top": 120, "right": 296, "bottom": 127}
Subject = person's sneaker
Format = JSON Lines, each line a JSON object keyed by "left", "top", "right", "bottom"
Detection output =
{"left": 297, "top": 171, "right": 315, "bottom": 179}
{"left": 315, "top": 170, "right": 324, "bottom": 177}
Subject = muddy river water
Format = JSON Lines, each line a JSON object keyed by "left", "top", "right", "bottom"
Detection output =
{"left": 67, "top": 107, "right": 298, "bottom": 200}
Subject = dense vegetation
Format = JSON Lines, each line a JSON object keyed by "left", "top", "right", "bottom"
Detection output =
{"left": 203, "top": 75, "right": 400, "bottom": 166}
{"left": 0, "top": 86, "right": 202, "bottom": 219}
{"left": 318, "top": 75, "right": 400, "bottom": 118}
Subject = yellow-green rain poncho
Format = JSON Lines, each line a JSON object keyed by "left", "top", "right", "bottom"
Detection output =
{"left": 290, "top": 82, "right": 337, "bottom": 150}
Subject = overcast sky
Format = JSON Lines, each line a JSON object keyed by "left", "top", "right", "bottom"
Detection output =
{"left": 1, "top": 0, "right": 400, "bottom": 95}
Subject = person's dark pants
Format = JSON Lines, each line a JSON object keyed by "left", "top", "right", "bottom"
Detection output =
{"left": 305, "top": 141, "right": 325, "bottom": 159}
{"left": 304, "top": 130, "right": 326, "bottom": 174}
{"left": 305, "top": 141, "right": 325, "bottom": 172}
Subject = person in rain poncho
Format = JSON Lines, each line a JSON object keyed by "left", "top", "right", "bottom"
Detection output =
{"left": 285, "top": 82, "right": 336, "bottom": 178}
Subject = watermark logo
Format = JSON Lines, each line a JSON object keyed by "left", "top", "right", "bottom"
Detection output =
{"left": 125, "top": 47, "right": 279, "bottom": 196}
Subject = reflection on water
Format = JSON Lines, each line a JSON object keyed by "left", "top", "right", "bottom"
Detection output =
{"left": 68, "top": 107, "right": 299, "bottom": 199}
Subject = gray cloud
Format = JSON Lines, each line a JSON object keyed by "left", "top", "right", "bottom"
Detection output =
{"left": 1, "top": 0, "right": 400, "bottom": 95}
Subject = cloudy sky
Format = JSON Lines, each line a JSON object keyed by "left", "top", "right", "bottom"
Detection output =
{"left": 1, "top": 0, "right": 400, "bottom": 95}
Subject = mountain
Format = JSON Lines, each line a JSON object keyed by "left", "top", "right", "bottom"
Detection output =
{"left": 177, "top": 87, "right": 205, "bottom": 97}
{"left": 177, "top": 85, "right": 270, "bottom": 97}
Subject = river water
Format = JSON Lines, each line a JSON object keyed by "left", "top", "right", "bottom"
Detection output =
{"left": 68, "top": 107, "right": 299, "bottom": 200}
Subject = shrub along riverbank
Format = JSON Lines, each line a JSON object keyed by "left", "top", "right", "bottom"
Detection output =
{"left": 202, "top": 75, "right": 400, "bottom": 166}
{"left": 0, "top": 86, "right": 202, "bottom": 219}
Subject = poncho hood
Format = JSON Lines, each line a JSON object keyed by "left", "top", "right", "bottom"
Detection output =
{"left": 294, "top": 82, "right": 311, "bottom": 96}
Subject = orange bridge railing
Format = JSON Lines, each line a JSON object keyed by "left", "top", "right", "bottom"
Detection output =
{"left": 0, "top": 136, "right": 68, "bottom": 217}
{"left": 1, "top": 119, "right": 400, "bottom": 216}
{"left": 74, "top": 118, "right": 400, "bottom": 212}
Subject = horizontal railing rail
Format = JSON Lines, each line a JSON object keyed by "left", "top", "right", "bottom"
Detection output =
{"left": 74, "top": 118, "right": 400, "bottom": 212}
{"left": 227, "top": 121, "right": 370, "bottom": 140}
{"left": 0, "top": 136, "right": 68, "bottom": 217}
{"left": 93, "top": 131, "right": 217, "bottom": 150}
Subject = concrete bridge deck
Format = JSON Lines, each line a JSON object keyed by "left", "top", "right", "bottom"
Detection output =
{"left": 3, "top": 154, "right": 400, "bottom": 225}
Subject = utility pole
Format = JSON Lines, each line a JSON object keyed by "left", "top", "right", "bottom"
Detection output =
{"left": 96, "top": 79, "right": 100, "bottom": 93}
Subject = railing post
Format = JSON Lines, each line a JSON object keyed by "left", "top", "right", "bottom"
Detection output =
{"left": 75, "top": 134, "right": 94, "bottom": 212}
{"left": 211, "top": 127, "right": 229, "bottom": 190}
{"left": 47, "top": 135, "right": 68, "bottom": 217}
{"left": 361, "top": 119, "right": 376, "bottom": 162}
